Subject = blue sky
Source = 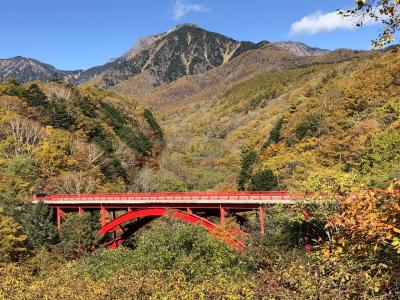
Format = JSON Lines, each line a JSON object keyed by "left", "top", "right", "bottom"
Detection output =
{"left": 1, "top": 0, "right": 386, "bottom": 70}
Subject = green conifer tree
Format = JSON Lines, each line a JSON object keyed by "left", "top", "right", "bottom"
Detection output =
{"left": 22, "top": 202, "right": 58, "bottom": 250}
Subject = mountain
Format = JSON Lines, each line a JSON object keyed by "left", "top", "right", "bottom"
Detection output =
{"left": 0, "top": 56, "right": 81, "bottom": 83}
{"left": 84, "top": 24, "right": 269, "bottom": 88}
{"left": 0, "top": 25, "right": 332, "bottom": 87}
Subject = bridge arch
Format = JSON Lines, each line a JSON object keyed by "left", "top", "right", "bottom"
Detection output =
{"left": 99, "top": 208, "right": 245, "bottom": 249}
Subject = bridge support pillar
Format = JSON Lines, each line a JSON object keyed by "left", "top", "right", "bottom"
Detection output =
{"left": 259, "top": 207, "right": 265, "bottom": 236}
{"left": 56, "top": 207, "right": 64, "bottom": 229}
{"left": 78, "top": 207, "right": 84, "bottom": 215}
{"left": 220, "top": 206, "right": 227, "bottom": 227}
{"left": 303, "top": 210, "right": 311, "bottom": 255}
{"left": 100, "top": 207, "right": 107, "bottom": 227}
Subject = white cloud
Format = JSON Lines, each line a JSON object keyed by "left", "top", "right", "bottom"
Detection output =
{"left": 290, "top": 10, "right": 376, "bottom": 36}
{"left": 173, "top": 0, "right": 209, "bottom": 20}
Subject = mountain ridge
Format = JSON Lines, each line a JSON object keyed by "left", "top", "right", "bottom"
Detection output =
{"left": 0, "top": 56, "right": 82, "bottom": 83}
{"left": 0, "top": 24, "right": 333, "bottom": 86}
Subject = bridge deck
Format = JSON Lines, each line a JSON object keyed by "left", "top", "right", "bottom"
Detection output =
{"left": 33, "top": 191, "right": 306, "bottom": 207}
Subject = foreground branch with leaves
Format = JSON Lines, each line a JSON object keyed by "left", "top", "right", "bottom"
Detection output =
{"left": 341, "top": 0, "right": 400, "bottom": 47}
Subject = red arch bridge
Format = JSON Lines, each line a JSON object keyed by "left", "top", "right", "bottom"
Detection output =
{"left": 33, "top": 191, "right": 312, "bottom": 249}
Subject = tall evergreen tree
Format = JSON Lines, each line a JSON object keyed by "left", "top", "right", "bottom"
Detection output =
{"left": 56, "top": 214, "right": 99, "bottom": 259}
{"left": 237, "top": 149, "right": 259, "bottom": 190}
{"left": 263, "top": 118, "right": 284, "bottom": 148}
{"left": 22, "top": 202, "right": 58, "bottom": 250}
{"left": 22, "top": 83, "right": 47, "bottom": 107}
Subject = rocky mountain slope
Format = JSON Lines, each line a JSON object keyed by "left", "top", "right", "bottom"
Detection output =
{"left": 1, "top": 24, "right": 398, "bottom": 194}
{"left": 84, "top": 24, "right": 268, "bottom": 88}
{"left": 114, "top": 44, "right": 369, "bottom": 109}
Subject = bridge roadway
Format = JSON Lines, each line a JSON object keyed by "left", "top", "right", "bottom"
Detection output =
{"left": 32, "top": 191, "right": 304, "bottom": 208}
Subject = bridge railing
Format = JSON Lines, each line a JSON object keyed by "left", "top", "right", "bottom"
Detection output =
{"left": 32, "top": 191, "right": 304, "bottom": 202}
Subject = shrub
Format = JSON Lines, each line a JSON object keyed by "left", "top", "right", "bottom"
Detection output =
{"left": 6, "top": 156, "right": 38, "bottom": 181}
{"left": 160, "top": 174, "right": 188, "bottom": 192}
{"left": 77, "top": 246, "right": 137, "bottom": 281}
{"left": 79, "top": 219, "right": 252, "bottom": 281}
{"left": 0, "top": 207, "right": 28, "bottom": 262}
{"left": 130, "top": 218, "right": 252, "bottom": 281}
{"left": 360, "top": 129, "right": 400, "bottom": 187}
{"left": 1, "top": 77, "right": 25, "bottom": 97}
{"left": 77, "top": 218, "right": 253, "bottom": 282}
{"left": 4, "top": 157, "right": 39, "bottom": 197}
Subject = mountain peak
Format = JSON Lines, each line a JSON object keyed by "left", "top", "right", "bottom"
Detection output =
{"left": 124, "top": 24, "right": 203, "bottom": 60}
{"left": 123, "top": 32, "right": 166, "bottom": 60}
{"left": 3, "top": 56, "right": 33, "bottom": 62}
{"left": 170, "top": 23, "right": 200, "bottom": 31}
{"left": 92, "top": 25, "right": 266, "bottom": 88}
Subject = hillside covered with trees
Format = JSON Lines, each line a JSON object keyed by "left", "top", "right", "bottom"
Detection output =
{"left": 0, "top": 79, "right": 164, "bottom": 198}
{"left": 151, "top": 49, "right": 400, "bottom": 193}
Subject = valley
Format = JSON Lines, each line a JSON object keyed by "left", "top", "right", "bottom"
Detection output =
{"left": 148, "top": 48, "right": 400, "bottom": 192}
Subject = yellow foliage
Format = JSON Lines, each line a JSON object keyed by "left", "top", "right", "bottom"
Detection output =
{"left": 0, "top": 208, "right": 27, "bottom": 263}
{"left": 35, "top": 126, "right": 76, "bottom": 177}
